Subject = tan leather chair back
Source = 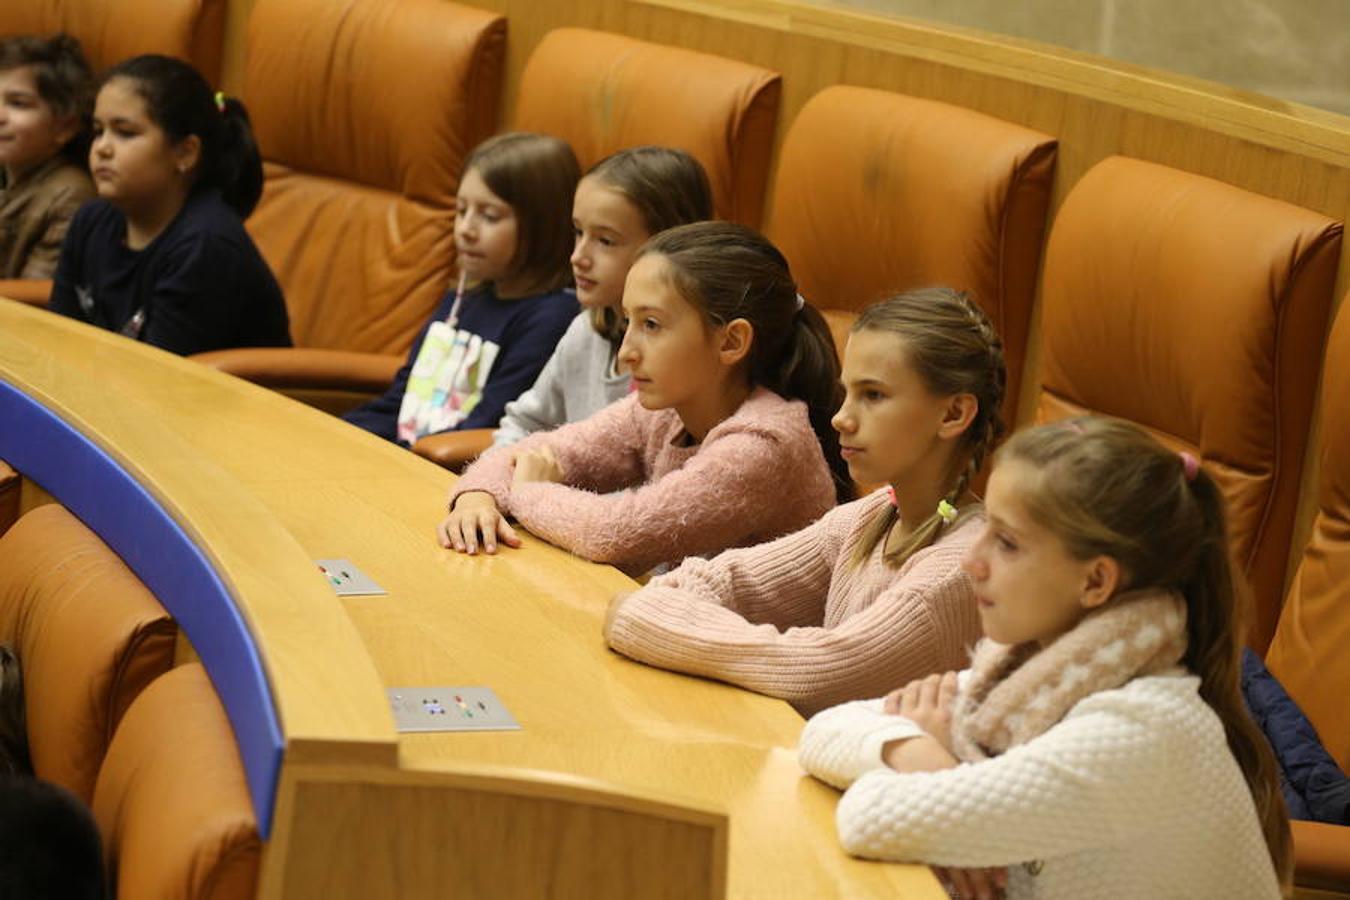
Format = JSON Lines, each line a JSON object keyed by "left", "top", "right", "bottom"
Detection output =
{"left": 0, "top": 0, "right": 227, "bottom": 83}
{"left": 1266, "top": 292, "right": 1350, "bottom": 770}
{"left": 94, "top": 663, "right": 259, "bottom": 900}
{"left": 765, "top": 85, "right": 1056, "bottom": 424}
{"left": 1036, "top": 156, "right": 1342, "bottom": 652}
{"left": 514, "top": 28, "right": 780, "bottom": 228}
{"left": 243, "top": 0, "right": 505, "bottom": 354}
{"left": 0, "top": 505, "right": 176, "bottom": 801}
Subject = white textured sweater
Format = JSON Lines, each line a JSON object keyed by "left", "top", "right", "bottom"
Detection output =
{"left": 607, "top": 490, "right": 983, "bottom": 714}
{"left": 798, "top": 674, "right": 1282, "bottom": 899}
{"left": 492, "top": 312, "right": 630, "bottom": 447}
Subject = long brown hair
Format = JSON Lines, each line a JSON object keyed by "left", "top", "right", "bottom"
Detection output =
{"left": 998, "top": 417, "right": 1291, "bottom": 890}
{"left": 851, "top": 288, "right": 1007, "bottom": 568}
{"left": 583, "top": 146, "right": 713, "bottom": 345}
{"left": 464, "top": 132, "right": 580, "bottom": 295}
{"left": 639, "top": 222, "right": 853, "bottom": 502}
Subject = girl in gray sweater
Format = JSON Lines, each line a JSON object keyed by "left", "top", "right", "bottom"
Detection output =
{"left": 492, "top": 146, "right": 713, "bottom": 446}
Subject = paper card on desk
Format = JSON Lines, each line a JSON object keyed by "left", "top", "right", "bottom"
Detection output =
{"left": 388, "top": 687, "right": 521, "bottom": 732}
{"left": 316, "top": 559, "right": 387, "bottom": 596}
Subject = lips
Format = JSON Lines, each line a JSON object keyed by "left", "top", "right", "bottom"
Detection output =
{"left": 92, "top": 167, "right": 115, "bottom": 180}
{"left": 574, "top": 275, "right": 597, "bottom": 291}
{"left": 839, "top": 446, "right": 863, "bottom": 459}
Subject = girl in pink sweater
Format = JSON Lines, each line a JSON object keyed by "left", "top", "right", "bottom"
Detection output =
{"left": 602, "top": 288, "right": 1006, "bottom": 713}
{"left": 437, "top": 222, "right": 851, "bottom": 574}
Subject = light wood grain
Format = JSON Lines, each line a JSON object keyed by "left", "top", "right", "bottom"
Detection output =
{"left": 1, "top": 299, "right": 942, "bottom": 897}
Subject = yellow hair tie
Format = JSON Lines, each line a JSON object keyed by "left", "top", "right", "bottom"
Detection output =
{"left": 937, "top": 499, "right": 958, "bottom": 524}
{"left": 214, "top": 91, "right": 227, "bottom": 113}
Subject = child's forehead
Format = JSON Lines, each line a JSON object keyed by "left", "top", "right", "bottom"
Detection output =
{"left": 0, "top": 64, "right": 41, "bottom": 92}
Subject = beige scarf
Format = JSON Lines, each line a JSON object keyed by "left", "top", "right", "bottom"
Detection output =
{"left": 951, "top": 589, "right": 1188, "bottom": 761}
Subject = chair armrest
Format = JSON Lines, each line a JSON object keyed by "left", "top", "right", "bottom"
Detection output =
{"left": 191, "top": 348, "right": 403, "bottom": 392}
{"left": 412, "top": 430, "right": 495, "bottom": 472}
{"left": 0, "top": 279, "right": 53, "bottom": 306}
{"left": 1294, "top": 819, "right": 1350, "bottom": 891}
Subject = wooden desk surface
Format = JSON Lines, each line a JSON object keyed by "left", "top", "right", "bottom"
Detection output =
{"left": 0, "top": 299, "right": 941, "bottom": 898}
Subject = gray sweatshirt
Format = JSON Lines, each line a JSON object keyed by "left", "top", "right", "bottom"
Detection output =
{"left": 492, "top": 312, "right": 631, "bottom": 446}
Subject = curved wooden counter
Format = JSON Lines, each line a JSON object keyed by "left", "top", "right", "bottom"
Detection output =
{"left": 0, "top": 298, "right": 941, "bottom": 898}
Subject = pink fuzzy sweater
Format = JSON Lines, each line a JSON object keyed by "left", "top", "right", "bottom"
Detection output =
{"left": 605, "top": 489, "right": 984, "bottom": 715}
{"left": 449, "top": 387, "right": 837, "bottom": 574}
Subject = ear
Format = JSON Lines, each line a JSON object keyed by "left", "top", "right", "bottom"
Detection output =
{"left": 717, "top": 317, "right": 754, "bottom": 367}
{"left": 172, "top": 134, "right": 202, "bottom": 177}
{"left": 936, "top": 392, "right": 979, "bottom": 441}
{"left": 1079, "top": 555, "right": 1122, "bottom": 611}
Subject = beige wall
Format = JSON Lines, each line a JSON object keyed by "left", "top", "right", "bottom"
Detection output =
{"left": 831, "top": 0, "right": 1350, "bottom": 116}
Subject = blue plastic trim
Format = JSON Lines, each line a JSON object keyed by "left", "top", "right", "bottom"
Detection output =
{"left": 0, "top": 380, "right": 282, "bottom": 836}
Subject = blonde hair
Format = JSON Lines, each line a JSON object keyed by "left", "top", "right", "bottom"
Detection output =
{"left": 998, "top": 417, "right": 1291, "bottom": 891}
{"left": 851, "top": 288, "right": 1006, "bottom": 568}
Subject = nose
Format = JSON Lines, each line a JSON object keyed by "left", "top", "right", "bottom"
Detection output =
{"left": 831, "top": 402, "right": 854, "bottom": 435}
{"left": 961, "top": 542, "right": 987, "bottom": 580}
{"left": 570, "top": 237, "right": 588, "bottom": 269}
{"left": 617, "top": 330, "right": 638, "bottom": 367}
{"left": 91, "top": 131, "right": 112, "bottom": 158}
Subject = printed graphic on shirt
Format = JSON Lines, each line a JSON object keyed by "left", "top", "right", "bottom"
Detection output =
{"left": 397, "top": 320, "right": 500, "bottom": 443}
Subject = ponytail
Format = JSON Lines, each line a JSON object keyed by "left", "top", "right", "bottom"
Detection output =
{"left": 211, "top": 95, "right": 263, "bottom": 218}
{"left": 639, "top": 222, "right": 851, "bottom": 502}
{"left": 764, "top": 302, "right": 853, "bottom": 502}
{"left": 102, "top": 55, "right": 264, "bottom": 219}
{"left": 1183, "top": 473, "right": 1292, "bottom": 890}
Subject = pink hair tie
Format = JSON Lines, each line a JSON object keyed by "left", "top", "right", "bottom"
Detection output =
{"left": 1179, "top": 451, "right": 1200, "bottom": 482}
{"left": 885, "top": 484, "right": 898, "bottom": 508}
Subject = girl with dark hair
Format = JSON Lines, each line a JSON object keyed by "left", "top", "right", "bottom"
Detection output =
{"left": 49, "top": 54, "right": 289, "bottom": 354}
{"left": 800, "top": 417, "right": 1288, "bottom": 899}
{"left": 0, "top": 33, "right": 95, "bottom": 278}
{"left": 601, "top": 288, "right": 1005, "bottom": 712}
{"left": 491, "top": 145, "right": 713, "bottom": 446}
{"left": 439, "top": 221, "right": 844, "bottom": 576}
{"left": 343, "top": 132, "right": 581, "bottom": 444}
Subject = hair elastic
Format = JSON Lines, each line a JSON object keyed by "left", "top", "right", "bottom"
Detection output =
{"left": 1179, "top": 451, "right": 1200, "bottom": 482}
{"left": 214, "top": 91, "right": 227, "bottom": 114}
{"left": 794, "top": 292, "right": 806, "bottom": 312}
{"left": 937, "top": 499, "right": 959, "bottom": 524}
{"left": 885, "top": 484, "right": 898, "bottom": 508}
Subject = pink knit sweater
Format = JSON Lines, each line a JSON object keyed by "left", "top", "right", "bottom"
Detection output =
{"left": 449, "top": 387, "right": 837, "bottom": 574}
{"left": 606, "top": 489, "right": 984, "bottom": 715}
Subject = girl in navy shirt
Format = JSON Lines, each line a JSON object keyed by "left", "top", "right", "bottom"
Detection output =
{"left": 50, "top": 55, "right": 288, "bottom": 354}
{"left": 344, "top": 133, "right": 580, "bottom": 445}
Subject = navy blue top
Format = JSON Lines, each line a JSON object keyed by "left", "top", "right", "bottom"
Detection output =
{"left": 343, "top": 283, "right": 578, "bottom": 444}
{"left": 49, "top": 189, "right": 290, "bottom": 355}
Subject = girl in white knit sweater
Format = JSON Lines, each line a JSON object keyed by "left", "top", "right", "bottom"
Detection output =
{"left": 799, "top": 417, "right": 1289, "bottom": 899}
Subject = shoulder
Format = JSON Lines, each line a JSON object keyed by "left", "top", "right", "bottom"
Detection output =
{"left": 1066, "top": 670, "right": 1212, "bottom": 731}
{"left": 160, "top": 192, "right": 255, "bottom": 258}
{"left": 705, "top": 388, "right": 815, "bottom": 446}
{"left": 555, "top": 310, "right": 609, "bottom": 352}
{"left": 46, "top": 162, "right": 95, "bottom": 197}
{"left": 514, "top": 287, "right": 581, "bottom": 327}
{"left": 69, "top": 197, "right": 119, "bottom": 232}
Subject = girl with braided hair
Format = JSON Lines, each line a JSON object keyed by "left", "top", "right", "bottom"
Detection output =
{"left": 602, "top": 287, "right": 1006, "bottom": 714}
